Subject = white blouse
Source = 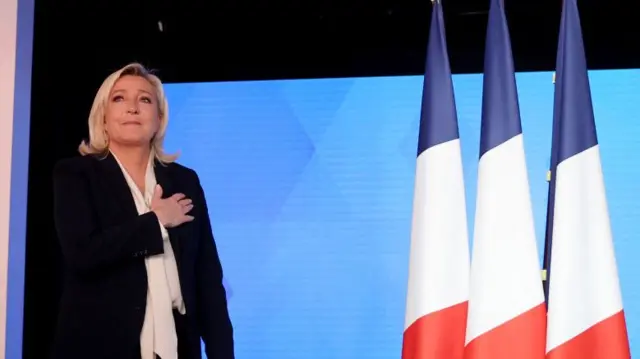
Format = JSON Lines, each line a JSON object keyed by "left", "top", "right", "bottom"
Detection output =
{"left": 112, "top": 153, "right": 185, "bottom": 359}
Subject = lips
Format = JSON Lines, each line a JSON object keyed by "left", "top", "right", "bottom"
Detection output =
{"left": 122, "top": 121, "right": 142, "bottom": 125}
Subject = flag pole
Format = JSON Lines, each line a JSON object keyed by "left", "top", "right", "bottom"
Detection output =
{"left": 542, "top": 71, "right": 556, "bottom": 307}
{"left": 542, "top": 70, "right": 560, "bottom": 306}
{"left": 542, "top": 177, "right": 553, "bottom": 306}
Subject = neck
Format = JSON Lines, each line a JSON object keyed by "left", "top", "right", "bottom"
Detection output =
{"left": 109, "top": 144, "right": 152, "bottom": 174}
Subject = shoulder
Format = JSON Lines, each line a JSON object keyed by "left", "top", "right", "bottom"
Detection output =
{"left": 53, "top": 155, "right": 103, "bottom": 177}
{"left": 161, "top": 161, "right": 201, "bottom": 185}
{"left": 161, "top": 161, "right": 208, "bottom": 200}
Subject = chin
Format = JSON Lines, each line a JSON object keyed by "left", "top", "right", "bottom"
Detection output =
{"left": 117, "top": 137, "right": 152, "bottom": 147}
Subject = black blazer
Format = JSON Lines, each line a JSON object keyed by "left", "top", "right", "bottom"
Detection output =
{"left": 51, "top": 153, "right": 234, "bottom": 359}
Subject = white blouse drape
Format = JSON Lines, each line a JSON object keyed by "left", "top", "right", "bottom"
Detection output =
{"left": 113, "top": 153, "right": 186, "bottom": 359}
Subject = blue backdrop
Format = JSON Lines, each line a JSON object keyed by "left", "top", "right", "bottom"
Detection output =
{"left": 163, "top": 69, "right": 640, "bottom": 358}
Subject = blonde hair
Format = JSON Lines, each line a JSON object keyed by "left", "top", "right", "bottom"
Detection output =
{"left": 78, "top": 62, "right": 178, "bottom": 164}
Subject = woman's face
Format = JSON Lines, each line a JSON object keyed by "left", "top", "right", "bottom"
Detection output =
{"left": 104, "top": 75, "right": 160, "bottom": 148}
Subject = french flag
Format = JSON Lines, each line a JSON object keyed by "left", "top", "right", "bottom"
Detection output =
{"left": 464, "top": 0, "right": 547, "bottom": 358}
{"left": 544, "top": 1, "right": 631, "bottom": 358}
{"left": 401, "top": 1, "right": 470, "bottom": 359}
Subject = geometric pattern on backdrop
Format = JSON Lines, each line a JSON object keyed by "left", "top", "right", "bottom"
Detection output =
{"left": 163, "top": 70, "right": 640, "bottom": 358}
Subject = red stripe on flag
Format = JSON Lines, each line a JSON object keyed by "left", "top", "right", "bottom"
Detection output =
{"left": 402, "top": 301, "right": 468, "bottom": 359}
{"left": 547, "top": 310, "right": 630, "bottom": 359}
{"left": 464, "top": 303, "right": 546, "bottom": 359}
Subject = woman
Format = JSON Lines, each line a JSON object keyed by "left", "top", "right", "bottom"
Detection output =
{"left": 51, "top": 63, "right": 234, "bottom": 359}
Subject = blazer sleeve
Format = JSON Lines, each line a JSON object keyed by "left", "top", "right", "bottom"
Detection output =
{"left": 194, "top": 173, "right": 235, "bottom": 359}
{"left": 52, "top": 159, "right": 165, "bottom": 274}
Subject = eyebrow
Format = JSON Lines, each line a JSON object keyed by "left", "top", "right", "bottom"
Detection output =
{"left": 111, "top": 89, "right": 153, "bottom": 96}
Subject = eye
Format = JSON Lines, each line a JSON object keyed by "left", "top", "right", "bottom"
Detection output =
{"left": 112, "top": 95, "right": 124, "bottom": 102}
{"left": 140, "top": 96, "right": 153, "bottom": 104}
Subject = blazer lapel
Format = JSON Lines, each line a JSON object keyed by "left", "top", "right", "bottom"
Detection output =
{"left": 154, "top": 160, "right": 182, "bottom": 266}
{"left": 97, "top": 153, "right": 139, "bottom": 219}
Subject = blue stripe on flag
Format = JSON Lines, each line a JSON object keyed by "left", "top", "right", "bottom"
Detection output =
{"left": 553, "top": 0, "right": 598, "bottom": 165}
{"left": 479, "top": 0, "right": 523, "bottom": 158}
{"left": 417, "top": 1, "right": 460, "bottom": 156}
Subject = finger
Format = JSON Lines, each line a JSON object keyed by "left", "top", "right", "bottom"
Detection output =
{"left": 183, "top": 204, "right": 194, "bottom": 214}
{"left": 153, "top": 184, "right": 163, "bottom": 201}
{"left": 171, "top": 193, "right": 186, "bottom": 201}
{"left": 178, "top": 198, "right": 192, "bottom": 206}
{"left": 175, "top": 215, "right": 195, "bottom": 227}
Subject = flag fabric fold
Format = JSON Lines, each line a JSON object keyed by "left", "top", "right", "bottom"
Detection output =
{"left": 544, "top": 1, "right": 631, "bottom": 358}
{"left": 401, "top": 2, "right": 470, "bottom": 359}
{"left": 464, "top": 0, "right": 547, "bottom": 358}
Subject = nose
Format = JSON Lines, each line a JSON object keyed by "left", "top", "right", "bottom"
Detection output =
{"left": 126, "top": 105, "right": 139, "bottom": 115}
